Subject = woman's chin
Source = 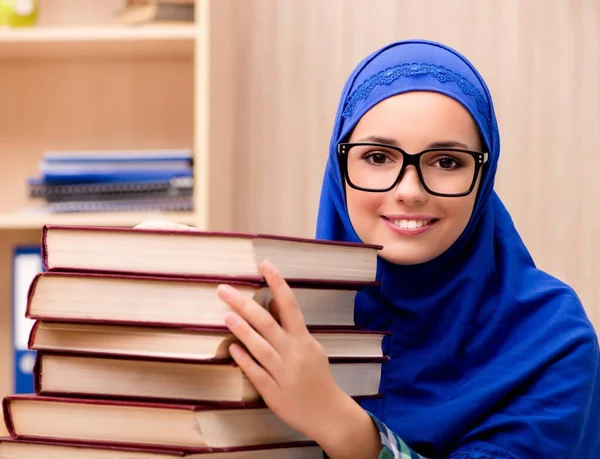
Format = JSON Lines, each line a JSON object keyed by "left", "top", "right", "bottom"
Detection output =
{"left": 377, "top": 244, "right": 444, "bottom": 266}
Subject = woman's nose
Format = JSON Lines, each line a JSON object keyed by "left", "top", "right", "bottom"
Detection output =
{"left": 392, "top": 166, "right": 429, "bottom": 205}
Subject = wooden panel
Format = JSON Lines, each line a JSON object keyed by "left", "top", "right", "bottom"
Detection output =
{"left": 224, "top": 0, "right": 600, "bottom": 327}
{"left": 195, "top": 0, "right": 238, "bottom": 230}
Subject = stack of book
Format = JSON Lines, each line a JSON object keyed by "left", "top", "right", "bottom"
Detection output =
{"left": 26, "top": 149, "right": 193, "bottom": 214}
{"left": 0, "top": 224, "right": 387, "bottom": 458}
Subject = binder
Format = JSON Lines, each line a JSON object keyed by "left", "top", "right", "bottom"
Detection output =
{"left": 12, "top": 246, "right": 42, "bottom": 394}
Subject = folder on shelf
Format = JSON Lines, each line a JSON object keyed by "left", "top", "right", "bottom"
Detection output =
{"left": 12, "top": 246, "right": 42, "bottom": 394}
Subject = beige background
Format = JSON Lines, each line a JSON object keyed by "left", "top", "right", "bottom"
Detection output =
{"left": 210, "top": 0, "right": 600, "bottom": 328}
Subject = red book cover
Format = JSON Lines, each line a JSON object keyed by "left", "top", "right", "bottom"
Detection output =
{"left": 27, "top": 320, "right": 389, "bottom": 354}
{"left": 0, "top": 436, "right": 320, "bottom": 455}
{"left": 41, "top": 224, "right": 382, "bottom": 282}
{"left": 42, "top": 224, "right": 381, "bottom": 251}
{"left": 25, "top": 271, "right": 263, "bottom": 328}
{"left": 3, "top": 394, "right": 319, "bottom": 452}
{"left": 33, "top": 350, "right": 387, "bottom": 404}
{"left": 25, "top": 270, "right": 379, "bottom": 329}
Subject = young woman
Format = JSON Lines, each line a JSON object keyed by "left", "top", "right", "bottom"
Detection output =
{"left": 193, "top": 39, "right": 599, "bottom": 458}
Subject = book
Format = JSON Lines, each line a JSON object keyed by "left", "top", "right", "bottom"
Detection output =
{"left": 43, "top": 196, "right": 194, "bottom": 213}
{"left": 0, "top": 437, "right": 323, "bottom": 458}
{"left": 39, "top": 169, "right": 193, "bottom": 185}
{"left": 28, "top": 177, "right": 193, "bottom": 202}
{"left": 11, "top": 247, "right": 42, "bottom": 394}
{"left": 28, "top": 321, "right": 387, "bottom": 360}
{"left": 39, "top": 162, "right": 193, "bottom": 175}
{"left": 37, "top": 190, "right": 193, "bottom": 203}
{"left": 41, "top": 149, "right": 193, "bottom": 162}
{"left": 33, "top": 149, "right": 193, "bottom": 184}
{"left": 3, "top": 395, "right": 310, "bottom": 449}
{"left": 115, "top": 1, "right": 195, "bottom": 25}
{"left": 34, "top": 352, "right": 385, "bottom": 403}
{"left": 41, "top": 225, "right": 381, "bottom": 282}
{"left": 26, "top": 272, "right": 373, "bottom": 328}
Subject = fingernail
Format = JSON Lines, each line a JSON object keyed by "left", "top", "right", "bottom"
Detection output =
{"left": 217, "top": 284, "right": 235, "bottom": 300}
{"left": 224, "top": 312, "right": 239, "bottom": 326}
{"left": 261, "top": 259, "right": 277, "bottom": 275}
{"left": 229, "top": 342, "right": 243, "bottom": 358}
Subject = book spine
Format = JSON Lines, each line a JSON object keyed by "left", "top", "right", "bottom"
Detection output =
{"left": 41, "top": 227, "right": 50, "bottom": 271}
{"left": 26, "top": 321, "right": 40, "bottom": 351}
{"left": 45, "top": 197, "right": 193, "bottom": 213}
{"left": 32, "top": 353, "right": 42, "bottom": 394}
{"left": 1, "top": 397, "right": 16, "bottom": 438}
{"left": 28, "top": 176, "right": 192, "bottom": 198}
{"left": 24, "top": 273, "right": 42, "bottom": 320}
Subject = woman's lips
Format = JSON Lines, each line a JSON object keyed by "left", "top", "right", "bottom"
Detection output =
{"left": 382, "top": 216, "right": 439, "bottom": 236}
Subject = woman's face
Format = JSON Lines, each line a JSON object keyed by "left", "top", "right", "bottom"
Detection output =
{"left": 345, "top": 91, "right": 484, "bottom": 265}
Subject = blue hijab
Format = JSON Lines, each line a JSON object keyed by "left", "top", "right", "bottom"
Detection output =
{"left": 316, "top": 40, "right": 600, "bottom": 458}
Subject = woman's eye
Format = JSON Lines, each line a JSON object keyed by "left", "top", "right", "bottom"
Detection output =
{"left": 365, "top": 152, "right": 391, "bottom": 165}
{"left": 435, "top": 156, "right": 461, "bottom": 169}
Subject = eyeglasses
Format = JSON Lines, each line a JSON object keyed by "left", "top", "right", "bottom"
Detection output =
{"left": 337, "top": 142, "right": 489, "bottom": 197}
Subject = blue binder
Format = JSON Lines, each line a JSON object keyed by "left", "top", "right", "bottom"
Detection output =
{"left": 12, "top": 246, "right": 43, "bottom": 394}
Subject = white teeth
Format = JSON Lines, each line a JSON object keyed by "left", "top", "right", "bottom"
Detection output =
{"left": 391, "top": 219, "right": 432, "bottom": 230}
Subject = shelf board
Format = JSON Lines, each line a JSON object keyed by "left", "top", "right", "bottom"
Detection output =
{"left": 0, "top": 24, "right": 196, "bottom": 59}
{"left": 0, "top": 211, "right": 197, "bottom": 230}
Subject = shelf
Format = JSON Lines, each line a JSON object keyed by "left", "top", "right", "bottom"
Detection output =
{"left": 0, "top": 24, "right": 196, "bottom": 59}
{"left": 0, "top": 211, "right": 197, "bottom": 230}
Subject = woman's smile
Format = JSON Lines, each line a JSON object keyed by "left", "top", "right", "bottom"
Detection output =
{"left": 381, "top": 215, "right": 440, "bottom": 236}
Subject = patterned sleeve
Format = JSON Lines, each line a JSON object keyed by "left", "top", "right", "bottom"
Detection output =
{"left": 366, "top": 414, "right": 520, "bottom": 459}
{"left": 321, "top": 413, "right": 518, "bottom": 459}
{"left": 367, "top": 412, "right": 430, "bottom": 459}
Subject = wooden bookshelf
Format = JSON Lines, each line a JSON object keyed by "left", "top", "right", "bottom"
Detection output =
{"left": 0, "top": 0, "right": 238, "bottom": 400}
{"left": 0, "top": 24, "right": 195, "bottom": 59}
{"left": 0, "top": 212, "right": 197, "bottom": 230}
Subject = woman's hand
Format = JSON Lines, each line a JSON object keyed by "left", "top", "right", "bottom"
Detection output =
{"left": 131, "top": 222, "right": 383, "bottom": 457}
{"left": 216, "top": 259, "right": 349, "bottom": 441}
{"left": 216, "top": 260, "right": 382, "bottom": 459}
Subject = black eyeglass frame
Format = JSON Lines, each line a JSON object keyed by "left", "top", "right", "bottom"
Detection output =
{"left": 337, "top": 142, "right": 489, "bottom": 197}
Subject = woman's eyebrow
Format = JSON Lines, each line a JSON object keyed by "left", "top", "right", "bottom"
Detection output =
{"left": 354, "top": 135, "right": 399, "bottom": 145}
{"left": 427, "top": 140, "right": 470, "bottom": 149}
{"left": 353, "top": 136, "right": 471, "bottom": 150}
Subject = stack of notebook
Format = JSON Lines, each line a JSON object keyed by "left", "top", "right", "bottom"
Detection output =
{"left": 27, "top": 149, "right": 194, "bottom": 213}
{"left": 0, "top": 224, "right": 387, "bottom": 458}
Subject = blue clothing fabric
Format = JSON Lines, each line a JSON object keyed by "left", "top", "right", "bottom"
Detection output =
{"left": 315, "top": 39, "right": 600, "bottom": 458}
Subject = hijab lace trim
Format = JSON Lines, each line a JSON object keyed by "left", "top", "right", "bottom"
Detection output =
{"left": 341, "top": 63, "right": 496, "bottom": 132}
